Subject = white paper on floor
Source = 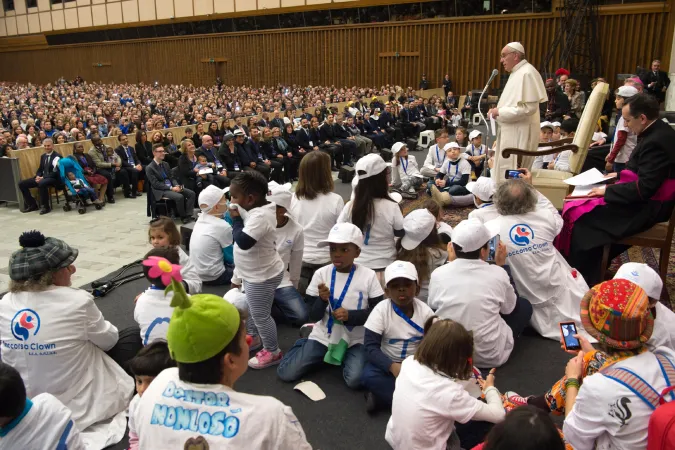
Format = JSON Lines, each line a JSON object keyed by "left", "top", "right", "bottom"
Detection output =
{"left": 294, "top": 381, "right": 326, "bottom": 401}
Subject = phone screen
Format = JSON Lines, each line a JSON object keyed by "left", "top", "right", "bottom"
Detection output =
{"left": 487, "top": 235, "right": 499, "bottom": 262}
{"left": 505, "top": 169, "right": 522, "bottom": 179}
{"left": 560, "top": 322, "right": 581, "bottom": 350}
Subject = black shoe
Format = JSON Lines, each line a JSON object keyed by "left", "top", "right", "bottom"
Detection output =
{"left": 39, "top": 207, "right": 51, "bottom": 215}
{"left": 181, "top": 216, "right": 193, "bottom": 224}
{"left": 331, "top": 165, "right": 339, "bottom": 172}
{"left": 22, "top": 205, "right": 39, "bottom": 213}
{"left": 345, "top": 161, "right": 354, "bottom": 167}
{"left": 365, "top": 392, "right": 377, "bottom": 415}
{"left": 134, "top": 192, "right": 143, "bottom": 197}
{"left": 107, "top": 197, "right": 116, "bottom": 204}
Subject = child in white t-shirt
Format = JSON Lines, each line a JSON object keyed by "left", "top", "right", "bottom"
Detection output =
{"left": 135, "top": 248, "right": 182, "bottom": 345}
{"left": 386, "top": 319, "right": 505, "bottom": 450}
{"left": 430, "top": 142, "right": 472, "bottom": 206}
{"left": 0, "top": 362, "right": 85, "bottom": 450}
{"left": 362, "top": 261, "right": 434, "bottom": 413}
{"left": 395, "top": 209, "right": 447, "bottom": 303}
{"left": 148, "top": 217, "right": 202, "bottom": 293}
{"left": 391, "top": 142, "right": 423, "bottom": 197}
{"left": 277, "top": 223, "right": 385, "bottom": 389}
{"left": 229, "top": 171, "right": 286, "bottom": 369}
{"left": 421, "top": 129, "right": 450, "bottom": 178}
{"left": 464, "top": 130, "right": 487, "bottom": 178}
{"left": 532, "top": 122, "right": 554, "bottom": 170}
{"left": 127, "top": 341, "right": 176, "bottom": 450}
{"left": 338, "top": 153, "right": 405, "bottom": 275}
{"left": 133, "top": 275, "right": 311, "bottom": 450}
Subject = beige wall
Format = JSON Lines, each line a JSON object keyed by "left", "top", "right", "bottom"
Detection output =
{"left": 0, "top": 0, "right": 370, "bottom": 36}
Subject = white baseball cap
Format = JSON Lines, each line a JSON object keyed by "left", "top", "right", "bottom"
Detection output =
{"left": 540, "top": 121, "right": 553, "bottom": 130}
{"left": 613, "top": 263, "right": 663, "bottom": 300}
{"left": 233, "top": 129, "right": 246, "bottom": 136}
{"left": 391, "top": 142, "right": 407, "bottom": 156}
{"left": 198, "top": 185, "right": 228, "bottom": 213}
{"left": 468, "top": 130, "right": 482, "bottom": 140}
{"left": 384, "top": 260, "right": 418, "bottom": 285}
{"left": 355, "top": 153, "right": 387, "bottom": 179}
{"left": 317, "top": 223, "right": 364, "bottom": 248}
{"left": 466, "top": 176, "right": 496, "bottom": 202}
{"left": 443, "top": 142, "right": 460, "bottom": 151}
{"left": 400, "top": 209, "right": 436, "bottom": 250}
{"left": 451, "top": 219, "right": 498, "bottom": 252}
{"left": 268, "top": 181, "right": 293, "bottom": 210}
{"left": 437, "top": 222, "right": 453, "bottom": 239}
{"left": 551, "top": 121, "right": 561, "bottom": 128}
{"left": 616, "top": 85, "right": 638, "bottom": 99}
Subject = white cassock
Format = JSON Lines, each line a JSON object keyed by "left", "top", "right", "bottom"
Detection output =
{"left": 493, "top": 59, "right": 547, "bottom": 183}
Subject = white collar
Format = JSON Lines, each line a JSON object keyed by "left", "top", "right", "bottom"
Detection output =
{"left": 511, "top": 59, "right": 528, "bottom": 73}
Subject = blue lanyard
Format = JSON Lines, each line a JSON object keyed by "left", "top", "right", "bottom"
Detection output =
{"left": 327, "top": 265, "right": 356, "bottom": 334}
{"left": 447, "top": 161, "right": 460, "bottom": 182}
{"left": 480, "top": 202, "right": 493, "bottom": 208}
{"left": 391, "top": 302, "right": 423, "bottom": 333}
{"left": 435, "top": 145, "right": 445, "bottom": 166}
{"left": 472, "top": 144, "right": 483, "bottom": 156}
{"left": 149, "top": 285, "right": 163, "bottom": 290}
{"left": 160, "top": 167, "right": 169, "bottom": 181}
{"left": 400, "top": 157, "right": 408, "bottom": 175}
{"left": 79, "top": 156, "right": 88, "bottom": 167}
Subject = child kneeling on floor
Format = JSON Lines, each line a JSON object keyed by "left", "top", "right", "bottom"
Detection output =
{"left": 0, "top": 361, "right": 85, "bottom": 449}
{"left": 127, "top": 341, "right": 176, "bottom": 450}
{"left": 362, "top": 260, "right": 434, "bottom": 413}
{"left": 133, "top": 275, "right": 311, "bottom": 449}
{"left": 386, "top": 319, "right": 505, "bottom": 450}
{"left": 277, "top": 222, "right": 385, "bottom": 389}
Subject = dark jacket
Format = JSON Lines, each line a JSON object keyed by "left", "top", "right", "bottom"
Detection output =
{"left": 177, "top": 153, "right": 198, "bottom": 185}
{"left": 134, "top": 141, "right": 152, "bottom": 165}
{"left": 219, "top": 145, "right": 244, "bottom": 172}
{"left": 320, "top": 123, "right": 341, "bottom": 142}
{"left": 296, "top": 127, "right": 314, "bottom": 150}
{"left": 146, "top": 160, "right": 178, "bottom": 202}
{"left": 540, "top": 90, "right": 571, "bottom": 121}
{"left": 195, "top": 145, "right": 225, "bottom": 170}
{"left": 36, "top": 151, "right": 63, "bottom": 179}
{"left": 379, "top": 112, "right": 395, "bottom": 129}
{"left": 115, "top": 144, "right": 141, "bottom": 168}
{"left": 235, "top": 140, "right": 263, "bottom": 167}
{"left": 640, "top": 70, "right": 671, "bottom": 101}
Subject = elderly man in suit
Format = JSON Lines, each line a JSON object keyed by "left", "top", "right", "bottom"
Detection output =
{"left": 18, "top": 138, "right": 62, "bottom": 214}
{"left": 640, "top": 59, "right": 671, "bottom": 104}
{"left": 89, "top": 135, "right": 131, "bottom": 202}
{"left": 146, "top": 143, "right": 195, "bottom": 224}
{"left": 114, "top": 133, "right": 143, "bottom": 198}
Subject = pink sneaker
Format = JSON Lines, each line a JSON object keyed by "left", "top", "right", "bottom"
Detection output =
{"left": 248, "top": 349, "right": 283, "bottom": 369}
{"left": 505, "top": 391, "right": 530, "bottom": 407}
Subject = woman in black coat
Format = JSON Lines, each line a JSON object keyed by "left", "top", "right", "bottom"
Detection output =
{"left": 176, "top": 138, "right": 201, "bottom": 195}
{"left": 134, "top": 130, "right": 152, "bottom": 166}
{"left": 218, "top": 133, "right": 244, "bottom": 177}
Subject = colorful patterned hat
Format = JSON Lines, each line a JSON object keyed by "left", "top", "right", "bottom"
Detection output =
{"left": 580, "top": 279, "right": 654, "bottom": 350}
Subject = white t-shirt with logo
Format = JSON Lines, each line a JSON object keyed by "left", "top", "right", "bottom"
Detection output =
{"left": 365, "top": 298, "right": 434, "bottom": 361}
{"left": 290, "top": 192, "right": 344, "bottom": 265}
{"left": 233, "top": 202, "right": 285, "bottom": 283}
{"left": 307, "top": 264, "right": 384, "bottom": 347}
{"left": 439, "top": 158, "right": 472, "bottom": 181}
{"left": 428, "top": 259, "right": 516, "bottom": 368}
{"left": 189, "top": 213, "right": 233, "bottom": 282}
{"left": 134, "top": 288, "right": 174, "bottom": 346}
{"left": 338, "top": 198, "right": 404, "bottom": 270}
{"left": 0, "top": 393, "right": 85, "bottom": 450}
{"left": 385, "top": 357, "right": 503, "bottom": 450}
{"left": 563, "top": 347, "right": 675, "bottom": 450}
{"left": 133, "top": 368, "right": 312, "bottom": 450}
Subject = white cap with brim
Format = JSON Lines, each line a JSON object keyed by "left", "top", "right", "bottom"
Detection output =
{"left": 540, "top": 121, "right": 553, "bottom": 130}
{"left": 384, "top": 260, "right": 419, "bottom": 285}
{"left": 400, "top": 209, "right": 436, "bottom": 251}
{"left": 613, "top": 263, "right": 663, "bottom": 300}
{"left": 506, "top": 42, "right": 525, "bottom": 54}
{"left": 451, "top": 219, "right": 498, "bottom": 252}
{"left": 465, "top": 176, "right": 496, "bottom": 202}
{"left": 233, "top": 129, "right": 245, "bottom": 136}
{"left": 551, "top": 121, "right": 561, "bottom": 128}
{"left": 617, "top": 85, "right": 639, "bottom": 99}
{"left": 317, "top": 223, "right": 364, "bottom": 249}
{"left": 267, "top": 181, "right": 293, "bottom": 211}
{"left": 198, "top": 185, "right": 229, "bottom": 213}
{"left": 437, "top": 222, "right": 453, "bottom": 239}
{"left": 469, "top": 130, "right": 482, "bottom": 140}
{"left": 355, "top": 153, "right": 387, "bottom": 179}
{"left": 443, "top": 142, "right": 460, "bottom": 151}
{"left": 392, "top": 142, "right": 407, "bottom": 156}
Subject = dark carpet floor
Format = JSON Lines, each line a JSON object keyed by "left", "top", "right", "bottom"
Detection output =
{"left": 89, "top": 268, "right": 568, "bottom": 450}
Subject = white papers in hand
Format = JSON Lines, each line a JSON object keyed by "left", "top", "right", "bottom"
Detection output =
{"left": 490, "top": 116, "right": 497, "bottom": 136}
{"left": 198, "top": 168, "right": 213, "bottom": 175}
{"left": 570, "top": 185, "right": 595, "bottom": 197}
{"left": 564, "top": 168, "right": 616, "bottom": 186}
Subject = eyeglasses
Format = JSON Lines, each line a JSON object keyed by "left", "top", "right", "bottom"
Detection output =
{"left": 500, "top": 51, "right": 516, "bottom": 58}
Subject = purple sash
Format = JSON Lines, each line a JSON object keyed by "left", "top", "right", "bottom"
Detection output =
{"left": 554, "top": 170, "right": 675, "bottom": 256}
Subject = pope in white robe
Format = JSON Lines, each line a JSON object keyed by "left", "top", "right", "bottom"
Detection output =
{"left": 489, "top": 42, "right": 547, "bottom": 183}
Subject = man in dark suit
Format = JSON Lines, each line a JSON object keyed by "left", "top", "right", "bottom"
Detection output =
{"left": 115, "top": 133, "right": 143, "bottom": 197}
{"left": 400, "top": 102, "right": 425, "bottom": 138}
{"left": 320, "top": 114, "right": 355, "bottom": 167}
{"left": 541, "top": 78, "right": 571, "bottom": 122}
{"left": 18, "top": 138, "right": 62, "bottom": 214}
{"left": 419, "top": 74, "right": 430, "bottom": 90}
{"left": 640, "top": 59, "right": 671, "bottom": 104}
{"left": 145, "top": 143, "right": 195, "bottom": 224}
{"left": 270, "top": 110, "right": 285, "bottom": 130}
{"left": 443, "top": 74, "right": 453, "bottom": 97}
{"left": 234, "top": 129, "right": 271, "bottom": 179}
{"left": 295, "top": 118, "right": 315, "bottom": 153}
{"left": 195, "top": 134, "right": 230, "bottom": 188}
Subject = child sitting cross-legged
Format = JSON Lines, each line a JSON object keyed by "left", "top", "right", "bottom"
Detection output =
{"left": 127, "top": 341, "right": 176, "bottom": 450}
{"left": 362, "top": 260, "right": 434, "bottom": 413}
{"left": 277, "top": 222, "right": 385, "bottom": 389}
{"left": 132, "top": 274, "right": 312, "bottom": 449}
{"left": 386, "top": 319, "right": 505, "bottom": 450}
{"left": 429, "top": 142, "right": 472, "bottom": 207}
{"left": 0, "top": 361, "right": 85, "bottom": 449}
{"left": 135, "top": 249, "right": 183, "bottom": 346}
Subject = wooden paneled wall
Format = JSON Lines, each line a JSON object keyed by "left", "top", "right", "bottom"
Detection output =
{"left": 0, "top": 5, "right": 670, "bottom": 94}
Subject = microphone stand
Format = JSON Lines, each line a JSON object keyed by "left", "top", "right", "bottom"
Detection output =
{"left": 478, "top": 71, "right": 498, "bottom": 149}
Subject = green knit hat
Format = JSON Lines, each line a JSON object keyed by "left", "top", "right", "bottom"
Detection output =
{"left": 165, "top": 279, "right": 241, "bottom": 364}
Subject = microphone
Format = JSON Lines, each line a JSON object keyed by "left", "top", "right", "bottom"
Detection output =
{"left": 479, "top": 69, "right": 499, "bottom": 140}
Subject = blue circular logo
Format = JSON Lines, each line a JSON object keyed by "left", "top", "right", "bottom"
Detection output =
{"left": 509, "top": 224, "right": 534, "bottom": 247}
{"left": 10, "top": 309, "right": 40, "bottom": 341}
